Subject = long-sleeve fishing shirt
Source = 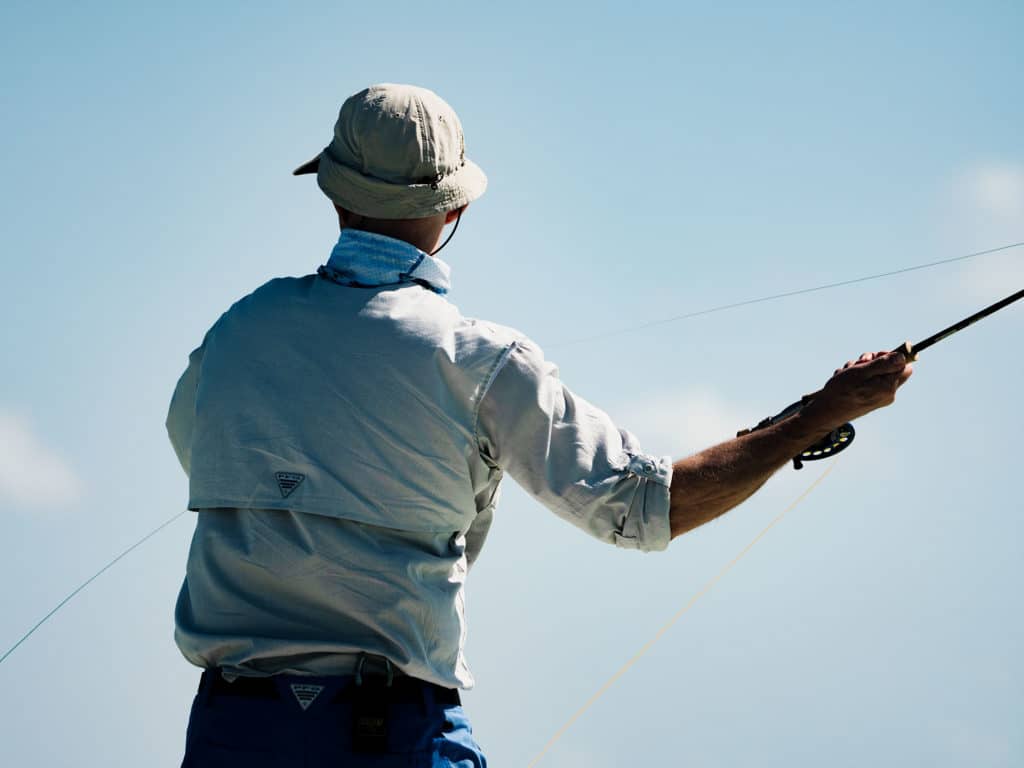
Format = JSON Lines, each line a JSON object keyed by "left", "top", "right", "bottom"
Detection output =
{"left": 167, "top": 228, "right": 673, "bottom": 689}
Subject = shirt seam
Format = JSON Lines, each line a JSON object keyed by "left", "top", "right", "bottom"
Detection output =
{"left": 471, "top": 339, "right": 521, "bottom": 456}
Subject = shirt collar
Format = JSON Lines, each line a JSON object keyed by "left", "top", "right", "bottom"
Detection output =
{"left": 318, "top": 229, "right": 452, "bottom": 295}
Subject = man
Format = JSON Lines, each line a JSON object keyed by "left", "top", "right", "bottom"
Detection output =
{"left": 167, "top": 83, "right": 912, "bottom": 767}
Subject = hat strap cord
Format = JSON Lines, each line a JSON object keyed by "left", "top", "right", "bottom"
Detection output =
{"left": 430, "top": 209, "right": 462, "bottom": 256}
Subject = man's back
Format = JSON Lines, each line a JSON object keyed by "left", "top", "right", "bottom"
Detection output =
{"left": 169, "top": 230, "right": 524, "bottom": 688}
{"left": 174, "top": 266, "right": 514, "bottom": 530}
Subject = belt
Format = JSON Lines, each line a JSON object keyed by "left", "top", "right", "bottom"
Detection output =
{"left": 202, "top": 668, "right": 461, "bottom": 707}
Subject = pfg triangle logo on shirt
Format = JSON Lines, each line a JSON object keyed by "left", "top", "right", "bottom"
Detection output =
{"left": 290, "top": 683, "right": 324, "bottom": 711}
{"left": 275, "top": 472, "right": 305, "bottom": 498}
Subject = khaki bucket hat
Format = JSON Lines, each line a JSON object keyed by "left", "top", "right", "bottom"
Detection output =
{"left": 293, "top": 83, "right": 487, "bottom": 220}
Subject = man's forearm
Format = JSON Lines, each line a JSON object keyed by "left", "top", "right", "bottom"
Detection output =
{"left": 667, "top": 349, "right": 912, "bottom": 538}
{"left": 668, "top": 406, "right": 837, "bottom": 538}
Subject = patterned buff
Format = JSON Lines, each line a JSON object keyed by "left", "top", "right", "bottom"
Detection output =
{"left": 317, "top": 229, "right": 452, "bottom": 295}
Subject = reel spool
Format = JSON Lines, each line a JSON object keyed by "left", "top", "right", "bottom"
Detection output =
{"left": 791, "top": 422, "right": 854, "bottom": 469}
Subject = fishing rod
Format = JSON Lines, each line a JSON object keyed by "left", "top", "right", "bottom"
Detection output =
{"left": 738, "top": 287, "right": 1024, "bottom": 469}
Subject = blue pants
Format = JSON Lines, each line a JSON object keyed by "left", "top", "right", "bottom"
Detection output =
{"left": 182, "top": 669, "right": 487, "bottom": 767}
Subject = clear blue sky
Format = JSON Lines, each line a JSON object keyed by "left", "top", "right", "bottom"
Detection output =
{"left": 2, "top": 1, "right": 1022, "bottom": 765}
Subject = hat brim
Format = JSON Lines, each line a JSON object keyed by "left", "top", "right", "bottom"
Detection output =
{"left": 296, "top": 148, "right": 487, "bottom": 220}
{"left": 292, "top": 155, "right": 321, "bottom": 176}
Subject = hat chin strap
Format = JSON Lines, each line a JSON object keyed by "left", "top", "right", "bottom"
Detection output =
{"left": 430, "top": 209, "right": 462, "bottom": 256}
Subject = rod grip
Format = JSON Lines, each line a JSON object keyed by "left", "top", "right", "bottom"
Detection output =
{"left": 892, "top": 340, "right": 916, "bottom": 360}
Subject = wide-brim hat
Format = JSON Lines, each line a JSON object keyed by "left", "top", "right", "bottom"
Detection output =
{"left": 293, "top": 83, "right": 487, "bottom": 220}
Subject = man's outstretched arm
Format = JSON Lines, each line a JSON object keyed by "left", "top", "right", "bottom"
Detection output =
{"left": 669, "top": 349, "right": 914, "bottom": 538}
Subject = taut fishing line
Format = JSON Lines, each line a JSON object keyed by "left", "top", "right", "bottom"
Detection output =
{"left": 554, "top": 240, "right": 1023, "bottom": 348}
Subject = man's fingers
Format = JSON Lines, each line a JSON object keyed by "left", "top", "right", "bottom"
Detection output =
{"left": 841, "top": 350, "right": 898, "bottom": 374}
{"left": 862, "top": 350, "right": 909, "bottom": 375}
{"left": 895, "top": 362, "right": 914, "bottom": 388}
{"left": 875, "top": 362, "right": 913, "bottom": 397}
{"left": 823, "top": 347, "right": 914, "bottom": 421}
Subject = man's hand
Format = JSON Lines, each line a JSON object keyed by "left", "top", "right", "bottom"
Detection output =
{"left": 806, "top": 349, "right": 914, "bottom": 428}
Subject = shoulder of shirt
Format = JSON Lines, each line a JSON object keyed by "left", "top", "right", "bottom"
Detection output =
{"left": 248, "top": 274, "right": 316, "bottom": 300}
{"left": 452, "top": 313, "right": 548, "bottom": 360}
{"left": 451, "top": 315, "right": 558, "bottom": 401}
{"left": 195, "top": 276, "right": 309, "bottom": 338}
{"left": 208, "top": 276, "right": 548, "bottom": 366}
{"left": 207, "top": 274, "right": 322, "bottom": 323}
{"left": 216, "top": 275, "right": 313, "bottom": 308}
{"left": 455, "top": 314, "right": 523, "bottom": 344}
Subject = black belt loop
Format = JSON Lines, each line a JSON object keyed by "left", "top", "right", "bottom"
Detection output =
{"left": 354, "top": 653, "right": 394, "bottom": 688}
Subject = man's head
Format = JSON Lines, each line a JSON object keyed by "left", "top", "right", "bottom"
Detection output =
{"left": 294, "top": 84, "right": 486, "bottom": 252}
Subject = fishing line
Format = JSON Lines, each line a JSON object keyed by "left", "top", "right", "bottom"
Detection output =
{"left": 0, "top": 510, "right": 188, "bottom": 667}
{"left": 526, "top": 461, "right": 839, "bottom": 768}
{"left": 554, "top": 240, "right": 1024, "bottom": 347}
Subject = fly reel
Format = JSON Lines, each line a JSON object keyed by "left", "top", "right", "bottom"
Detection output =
{"left": 792, "top": 422, "right": 854, "bottom": 469}
{"left": 736, "top": 401, "right": 855, "bottom": 470}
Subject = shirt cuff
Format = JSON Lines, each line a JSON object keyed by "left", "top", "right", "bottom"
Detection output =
{"left": 614, "top": 452, "right": 673, "bottom": 553}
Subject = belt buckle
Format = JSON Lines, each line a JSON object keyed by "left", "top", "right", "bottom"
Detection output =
{"left": 351, "top": 654, "right": 394, "bottom": 754}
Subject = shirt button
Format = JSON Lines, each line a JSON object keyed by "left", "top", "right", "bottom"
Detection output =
{"left": 643, "top": 462, "right": 655, "bottom": 474}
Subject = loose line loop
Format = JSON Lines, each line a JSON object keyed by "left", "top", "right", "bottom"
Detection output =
{"left": 526, "top": 461, "right": 840, "bottom": 767}
{"left": 0, "top": 510, "right": 189, "bottom": 667}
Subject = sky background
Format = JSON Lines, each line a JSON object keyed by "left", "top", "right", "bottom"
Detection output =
{"left": 1, "top": 1, "right": 1022, "bottom": 765}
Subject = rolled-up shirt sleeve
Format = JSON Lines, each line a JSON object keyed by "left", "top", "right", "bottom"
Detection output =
{"left": 475, "top": 339, "right": 672, "bottom": 553}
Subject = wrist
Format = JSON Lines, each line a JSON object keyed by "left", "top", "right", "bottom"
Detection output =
{"left": 774, "top": 403, "right": 839, "bottom": 450}
{"left": 784, "top": 398, "right": 843, "bottom": 445}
